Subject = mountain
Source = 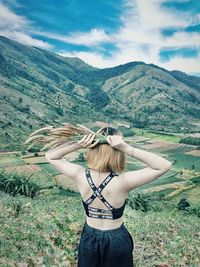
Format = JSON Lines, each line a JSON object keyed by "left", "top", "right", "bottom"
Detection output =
{"left": 0, "top": 35, "right": 200, "bottom": 151}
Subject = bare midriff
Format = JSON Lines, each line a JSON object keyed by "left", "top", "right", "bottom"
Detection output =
{"left": 86, "top": 215, "right": 124, "bottom": 230}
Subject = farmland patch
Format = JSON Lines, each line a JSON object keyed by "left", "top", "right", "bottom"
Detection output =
{"left": 185, "top": 150, "right": 200, "bottom": 156}
{"left": 3, "top": 164, "right": 41, "bottom": 174}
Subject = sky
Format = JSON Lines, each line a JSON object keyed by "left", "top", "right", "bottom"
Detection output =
{"left": 0, "top": 0, "right": 199, "bottom": 74}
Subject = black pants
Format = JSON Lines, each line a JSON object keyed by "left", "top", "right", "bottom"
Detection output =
{"left": 77, "top": 221, "right": 134, "bottom": 267}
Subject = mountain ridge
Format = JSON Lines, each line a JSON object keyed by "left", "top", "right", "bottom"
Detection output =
{"left": 0, "top": 35, "right": 200, "bottom": 151}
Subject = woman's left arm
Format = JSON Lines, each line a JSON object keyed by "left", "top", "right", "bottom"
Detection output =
{"left": 45, "top": 142, "right": 81, "bottom": 160}
{"left": 45, "top": 142, "right": 84, "bottom": 181}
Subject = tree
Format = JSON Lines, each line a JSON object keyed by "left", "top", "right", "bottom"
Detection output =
{"left": 177, "top": 198, "right": 190, "bottom": 210}
{"left": 191, "top": 165, "right": 195, "bottom": 170}
{"left": 77, "top": 152, "right": 85, "bottom": 162}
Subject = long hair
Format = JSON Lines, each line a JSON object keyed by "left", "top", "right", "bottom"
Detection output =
{"left": 24, "top": 123, "right": 126, "bottom": 173}
{"left": 86, "top": 127, "right": 126, "bottom": 173}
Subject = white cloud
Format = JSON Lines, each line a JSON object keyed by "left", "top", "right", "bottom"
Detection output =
{"left": 58, "top": 0, "right": 200, "bottom": 73}
{"left": 122, "top": 0, "right": 191, "bottom": 30}
{"left": 164, "top": 31, "right": 200, "bottom": 48}
{"left": 0, "top": 3, "right": 28, "bottom": 30}
{"left": 30, "top": 28, "right": 110, "bottom": 46}
{"left": 0, "top": 0, "right": 199, "bottom": 73}
{"left": 161, "top": 53, "right": 200, "bottom": 73}
{"left": 0, "top": 30, "right": 52, "bottom": 48}
{"left": 111, "top": 0, "right": 199, "bottom": 50}
{"left": 0, "top": 2, "right": 52, "bottom": 49}
{"left": 58, "top": 51, "right": 113, "bottom": 67}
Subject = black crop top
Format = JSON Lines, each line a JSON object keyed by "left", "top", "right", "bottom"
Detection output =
{"left": 81, "top": 169, "right": 127, "bottom": 220}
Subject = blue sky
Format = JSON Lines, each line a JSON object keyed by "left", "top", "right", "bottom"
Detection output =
{"left": 0, "top": 0, "right": 199, "bottom": 74}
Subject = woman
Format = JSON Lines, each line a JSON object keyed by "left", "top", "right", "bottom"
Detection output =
{"left": 45, "top": 126, "right": 172, "bottom": 267}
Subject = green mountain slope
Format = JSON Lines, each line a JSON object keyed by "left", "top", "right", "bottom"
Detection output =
{"left": 102, "top": 64, "right": 200, "bottom": 128}
{"left": 0, "top": 35, "right": 200, "bottom": 151}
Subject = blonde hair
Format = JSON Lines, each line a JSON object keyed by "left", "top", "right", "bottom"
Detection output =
{"left": 25, "top": 123, "right": 126, "bottom": 173}
{"left": 86, "top": 127, "right": 126, "bottom": 173}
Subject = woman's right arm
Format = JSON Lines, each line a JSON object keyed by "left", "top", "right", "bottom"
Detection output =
{"left": 121, "top": 143, "right": 172, "bottom": 170}
{"left": 107, "top": 135, "right": 172, "bottom": 192}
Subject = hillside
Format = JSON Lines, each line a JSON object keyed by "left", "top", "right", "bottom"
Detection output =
{"left": 0, "top": 35, "right": 200, "bottom": 151}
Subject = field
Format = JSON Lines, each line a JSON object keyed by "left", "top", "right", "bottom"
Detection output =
{"left": 3, "top": 164, "right": 41, "bottom": 174}
{"left": 0, "top": 129, "right": 200, "bottom": 266}
{"left": 131, "top": 128, "right": 182, "bottom": 143}
{"left": 185, "top": 150, "right": 200, "bottom": 156}
{"left": 0, "top": 189, "right": 199, "bottom": 267}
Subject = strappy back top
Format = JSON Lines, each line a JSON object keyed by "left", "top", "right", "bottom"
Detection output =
{"left": 81, "top": 169, "right": 128, "bottom": 220}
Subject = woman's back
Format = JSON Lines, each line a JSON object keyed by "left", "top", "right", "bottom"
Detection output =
{"left": 45, "top": 126, "right": 172, "bottom": 266}
{"left": 77, "top": 168, "right": 129, "bottom": 230}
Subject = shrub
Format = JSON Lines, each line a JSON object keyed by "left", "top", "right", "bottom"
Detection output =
{"left": 118, "top": 127, "right": 135, "bottom": 137}
{"left": 190, "top": 176, "right": 200, "bottom": 185}
{"left": 28, "top": 147, "right": 40, "bottom": 153}
{"left": 127, "top": 191, "right": 156, "bottom": 212}
{"left": 76, "top": 152, "right": 85, "bottom": 162}
{"left": 177, "top": 198, "right": 190, "bottom": 210}
{"left": 0, "top": 169, "right": 41, "bottom": 198}
{"left": 179, "top": 136, "right": 200, "bottom": 146}
{"left": 54, "top": 106, "right": 64, "bottom": 116}
{"left": 186, "top": 203, "right": 200, "bottom": 218}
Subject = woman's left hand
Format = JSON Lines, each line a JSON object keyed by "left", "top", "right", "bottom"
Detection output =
{"left": 77, "top": 133, "right": 99, "bottom": 148}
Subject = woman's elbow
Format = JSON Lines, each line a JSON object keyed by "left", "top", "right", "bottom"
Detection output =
{"left": 163, "top": 161, "right": 172, "bottom": 171}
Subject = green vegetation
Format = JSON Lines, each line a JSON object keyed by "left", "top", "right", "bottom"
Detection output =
{"left": 37, "top": 163, "right": 61, "bottom": 175}
{"left": 0, "top": 138, "right": 200, "bottom": 266}
{"left": 127, "top": 191, "right": 156, "bottom": 212}
{"left": 151, "top": 145, "right": 193, "bottom": 155}
{"left": 75, "top": 152, "right": 85, "bottom": 162}
{"left": 1, "top": 36, "right": 200, "bottom": 152}
{"left": 179, "top": 136, "right": 200, "bottom": 146}
{"left": 131, "top": 127, "right": 182, "bottom": 143}
{"left": 190, "top": 176, "right": 200, "bottom": 185}
{"left": 1, "top": 186, "right": 200, "bottom": 266}
{"left": 0, "top": 154, "right": 26, "bottom": 168}
{"left": 0, "top": 167, "right": 57, "bottom": 198}
{"left": 141, "top": 173, "right": 184, "bottom": 189}
{"left": 168, "top": 154, "right": 200, "bottom": 171}
{"left": 0, "top": 169, "right": 41, "bottom": 198}
{"left": 171, "top": 70, "right": 200, "bottom": 91}
{"left": 86, "top": 84, "right": 110, "bottom": 108}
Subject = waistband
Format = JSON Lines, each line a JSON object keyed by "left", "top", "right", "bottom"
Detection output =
{"left": 83, "top": 221, "right": 126, "bottom": 235}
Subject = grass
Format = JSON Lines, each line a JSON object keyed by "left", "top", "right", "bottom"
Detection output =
{"left": 125, "top": 207, "right": 200, "bottom": 266}
{"left": 36, "top": 163, "right": 61, "bottom": 175}
{"left": 1, "top": 131, "right": 200, "bottom": 266}
{"left": 169, "top": 186, "right": 200, "bottom": 204}
{"left": 148, "top": 145, "right": 194, "bottom": 155}
{"left": 0, "top": 158, "right": 26, "bottom": 168}
{"left": 168, "top": 154, "right": 200, "bottom": 171}
{"left": 0, "top": 189, "right": 83, "bottom": 267}
{"left": 152, "top": 188, "right": 176, "bottom": 198}
{"left": 0, "top": 188, "right": 200, "bottom": 267}
{"left": 136, "top": 170, "right": 184, "bottom": 191}
{"left": 131, "top": 127, "right": 182, "bottom": 143}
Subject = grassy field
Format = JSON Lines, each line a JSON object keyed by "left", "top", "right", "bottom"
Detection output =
{"left": 131, "top": 128, "right": 182, "bottom": 143}
{"left": 1, "top": 131, "right": 200, "bottom": 266}
{"left": 168, "top": 154, "right": 200, "bottom": 171}
{"left": 0, "top": 188, "right": 200, "bottom": 267}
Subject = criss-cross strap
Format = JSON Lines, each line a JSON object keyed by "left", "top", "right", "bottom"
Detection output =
{"left": 84, "top": 169, "right": 117, "bottom": 210}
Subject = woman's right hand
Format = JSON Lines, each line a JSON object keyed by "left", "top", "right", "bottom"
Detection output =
{"left": 106, "top": 135, "right": 127, "bottom": 150}
{"left": 77, "top": 133, "right": 99, "bottom": 148}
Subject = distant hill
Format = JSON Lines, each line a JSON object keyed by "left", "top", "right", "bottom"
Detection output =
{"left": 0, "top": 35, "right": 200, "bottom": 151}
